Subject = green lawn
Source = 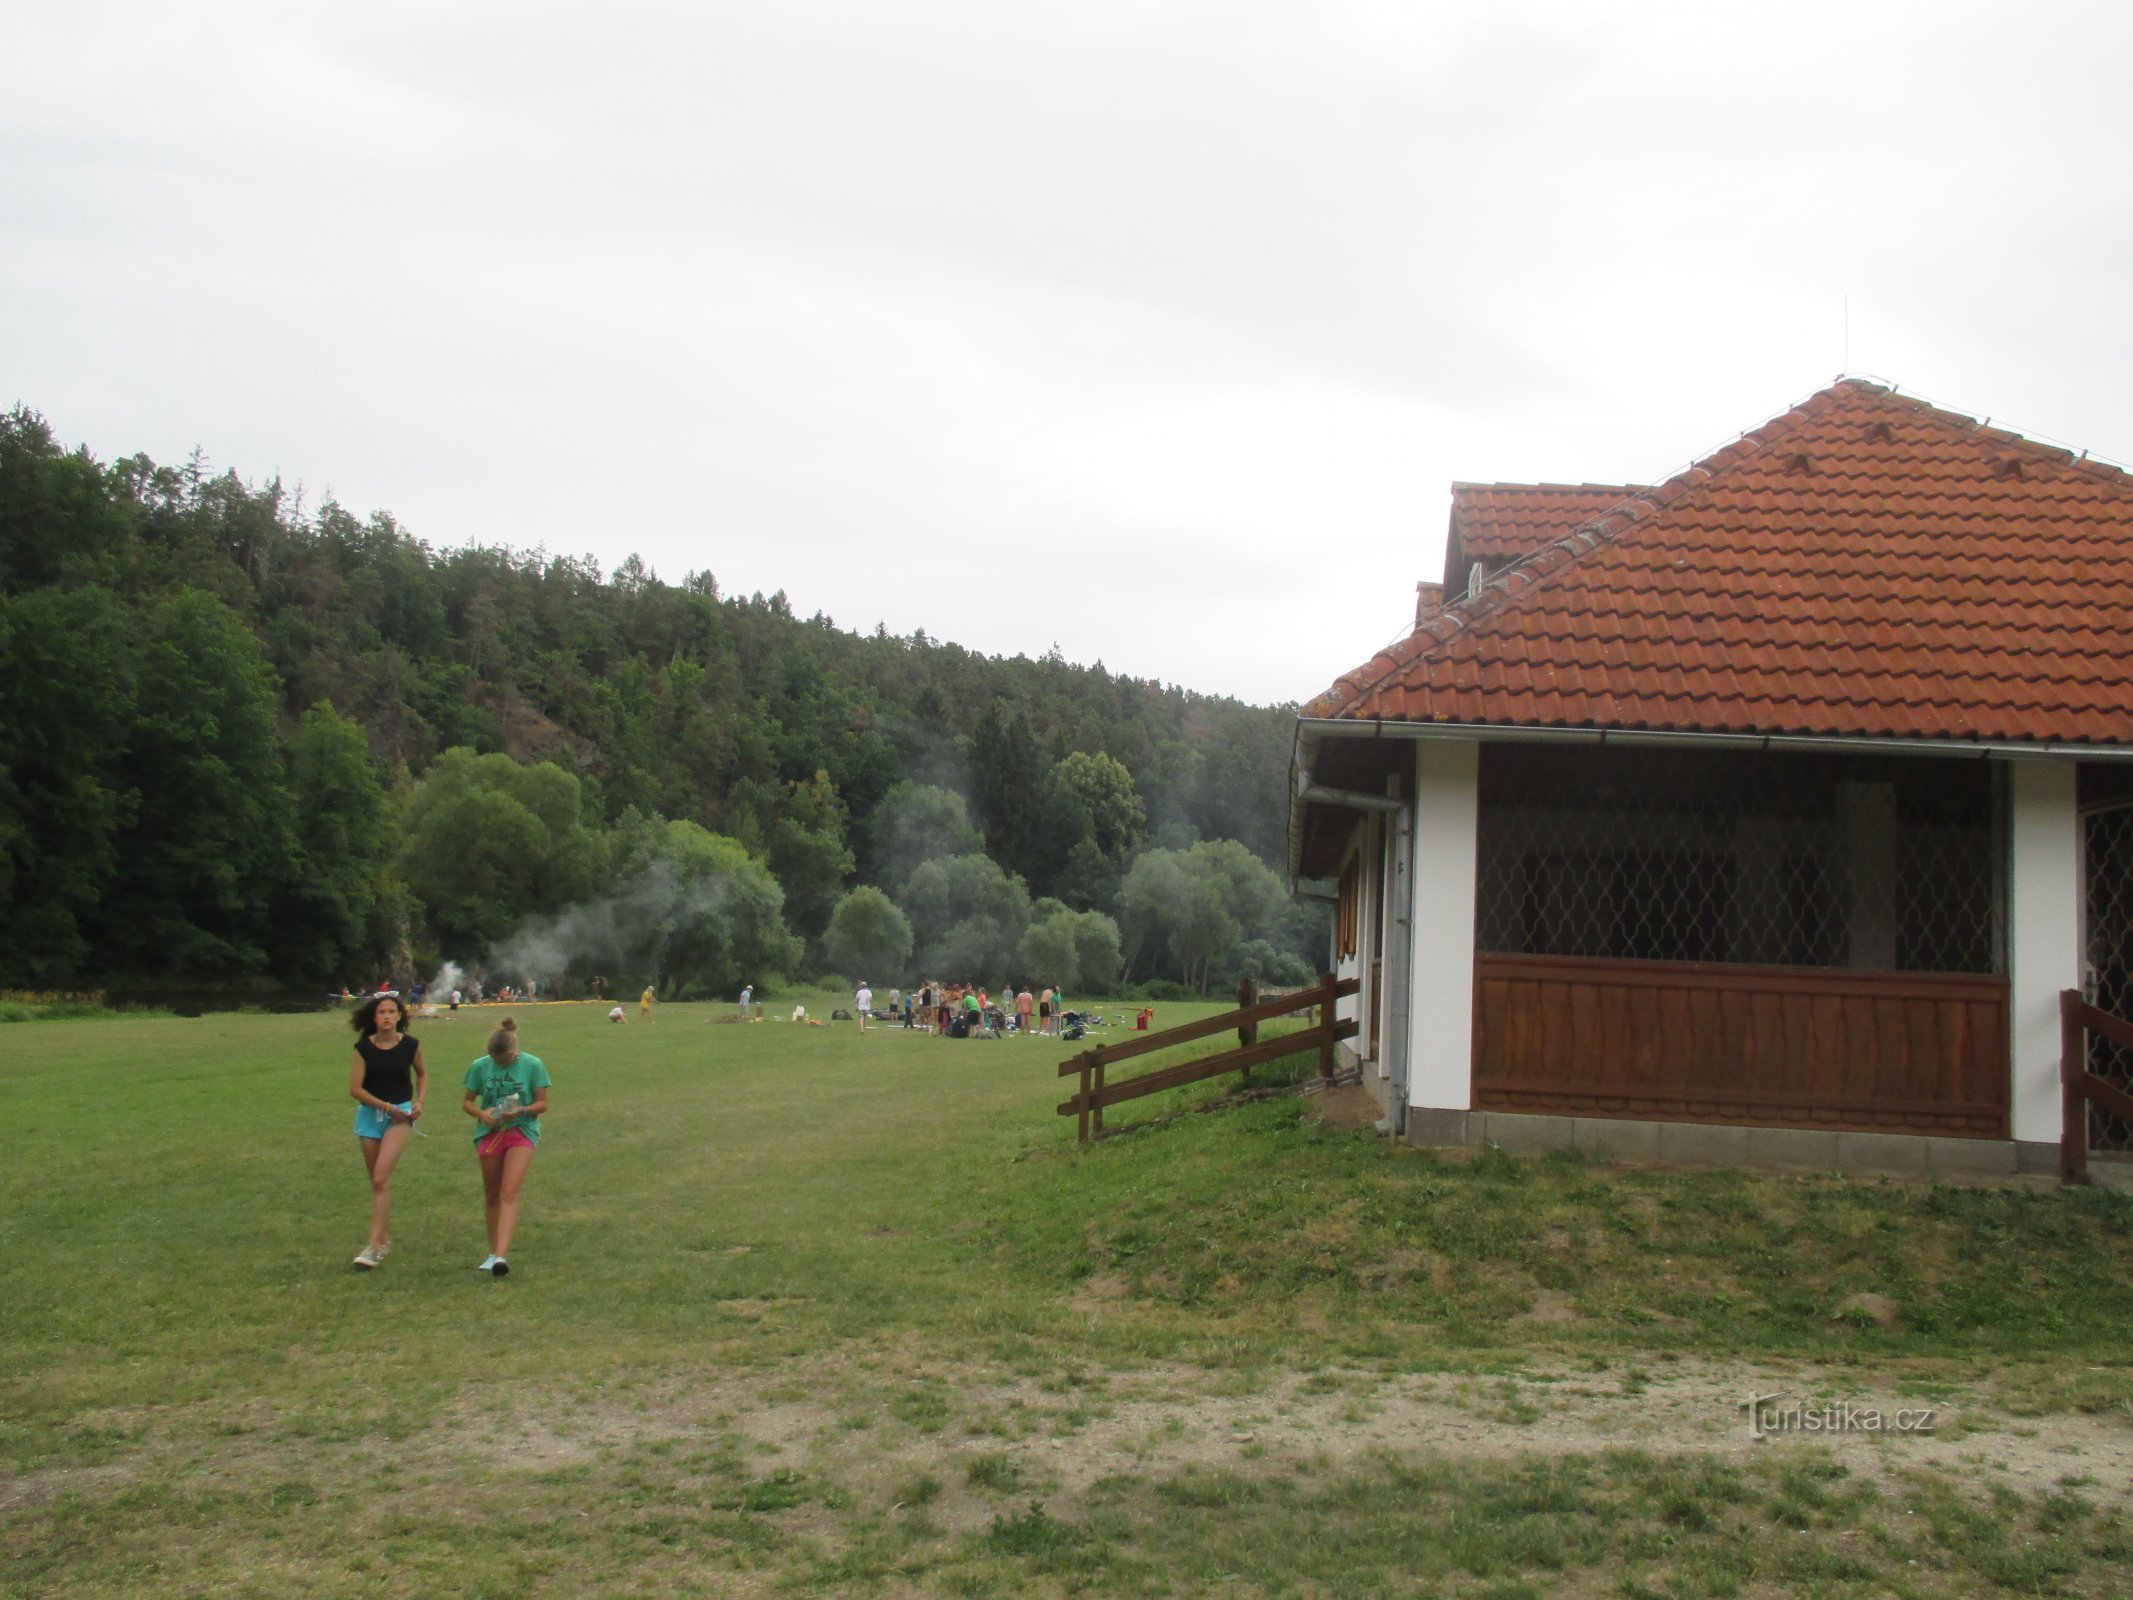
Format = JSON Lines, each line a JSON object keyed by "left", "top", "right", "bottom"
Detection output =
{"left": 6, "top": 999, "right": 2133, "bottom": 1596}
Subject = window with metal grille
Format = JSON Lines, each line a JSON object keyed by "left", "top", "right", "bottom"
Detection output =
{"left": 2083, "top": 797, "right": 2133, "bottom": 1152}
{"left": 1475, "top": 744, "right": 2000, "bottom": 973}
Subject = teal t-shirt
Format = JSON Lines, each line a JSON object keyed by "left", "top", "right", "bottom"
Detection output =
{"left": 463, "top": 1052, "right": 551, "bottom": 1145}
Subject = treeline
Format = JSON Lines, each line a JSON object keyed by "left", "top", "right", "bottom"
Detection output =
{"left": 0, "top": 408, "right": 1323, "bottom": 997}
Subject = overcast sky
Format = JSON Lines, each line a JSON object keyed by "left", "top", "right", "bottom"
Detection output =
{"left": 7, "top": 1, "right": 2132, "bottom": 706}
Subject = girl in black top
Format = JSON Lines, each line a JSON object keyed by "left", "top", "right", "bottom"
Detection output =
{"left": 347, "top": 994, "right": 428, "bottom": 1270}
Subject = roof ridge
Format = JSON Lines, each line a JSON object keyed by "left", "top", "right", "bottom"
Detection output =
{"left": 1451, "top": 479, "right": 1649, "bottom": 494}
{"left": 1837, "top": 373, "right": 2133, "bottom": 490}
{"left": 1318, "top": 396, "right": 1845, "bottom": 715}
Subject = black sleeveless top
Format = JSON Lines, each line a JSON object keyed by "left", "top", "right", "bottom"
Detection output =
{"left": 356, "top": 1034, "right": 419, "bottom": 1103}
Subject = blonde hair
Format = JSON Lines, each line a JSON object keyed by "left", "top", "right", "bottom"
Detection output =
{"left": 486, "top": 1026, "right": 519, "bottom": 1062}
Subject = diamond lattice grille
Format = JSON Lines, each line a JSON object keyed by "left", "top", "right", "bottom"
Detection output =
{"left": 2084, "top": 804, "right": 2133, "bottom": 1153}
{"left": 1475, "top": 745, "right": 1999, "bottom": 974}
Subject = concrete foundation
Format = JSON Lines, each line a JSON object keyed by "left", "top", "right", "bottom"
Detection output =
{"left": 1408, "top": 1109, "right": 2058, "bottom": 1180}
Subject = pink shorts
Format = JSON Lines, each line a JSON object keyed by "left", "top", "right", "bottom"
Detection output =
{"left": 477, "top": 1127, "right": 536, "bottom": 1159}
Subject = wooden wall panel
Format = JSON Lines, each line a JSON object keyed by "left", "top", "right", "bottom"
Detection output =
{"left": 1472, "top": 954, "right": 2010, "bottom": 1138}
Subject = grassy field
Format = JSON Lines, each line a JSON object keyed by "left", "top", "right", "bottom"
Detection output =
{"left": 7, "top": 996, "right": 2133, "bottom": 1596}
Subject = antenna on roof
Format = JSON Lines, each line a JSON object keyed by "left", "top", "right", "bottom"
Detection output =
{"left": 1842, "top": 293, "right": 1848, "bottom": 373}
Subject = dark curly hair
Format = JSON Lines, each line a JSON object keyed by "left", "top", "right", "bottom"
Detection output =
{"left": 349, "top": 993, "right": 404, "bottom": 1036}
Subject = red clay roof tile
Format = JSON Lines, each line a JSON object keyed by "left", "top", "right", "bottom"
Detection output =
{"left": 1444, "top": 482, "right": 1649, "bottom": 594}
{"left": 1310, "top": 380, "right": 2133, "bottom": 746}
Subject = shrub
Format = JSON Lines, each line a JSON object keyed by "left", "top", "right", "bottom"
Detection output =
{"left": 1133, "top": 980, "right": 1196, "bottom": 1003}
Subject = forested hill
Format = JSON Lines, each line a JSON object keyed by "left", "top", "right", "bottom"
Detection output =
{"left": 0, "top": 407, "right": 1319, "bottom": 995}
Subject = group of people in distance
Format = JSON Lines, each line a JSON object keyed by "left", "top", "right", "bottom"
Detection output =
{"left": 346, "top": 994, "right": 550, "bottom": 1278}
{"left": 348, "top": 975, "right": 533, "bottom": 1006}
{"left": 858, "top": 981, "right": 1068, "bottom": 1036}
{"left": 603, "top": 984, "right": 659, "bottom": 1023}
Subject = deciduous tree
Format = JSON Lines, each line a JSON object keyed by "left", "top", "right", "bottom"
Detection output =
{"left": 823, "top": 885, "right": 914, "bottom": 983}
{"left": 96, "top": 589, "right": 296, "bottom": 976}
{"left": 273, "top": 701, "right": 391, "bottom": 982}
{"left": 397, "top": 748, "right": 604, "bottom": 956}
{"left": 901, "top": 852, "right": 1029, "bottom": 986}
{"left": 0, "top": 587, "right": 137, "bottom": 980}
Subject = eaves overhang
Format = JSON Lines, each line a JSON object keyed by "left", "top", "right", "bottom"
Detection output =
{"left": 1286, "top": 715, "right": 2133, "bottom": 884}
{"left": 1295, "top": 716, "right": 2133, "bottom": 763}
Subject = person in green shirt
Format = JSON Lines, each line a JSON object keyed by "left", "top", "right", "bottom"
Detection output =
{"left": 461, "top": 1023, "right": 552, "bottom": 1277}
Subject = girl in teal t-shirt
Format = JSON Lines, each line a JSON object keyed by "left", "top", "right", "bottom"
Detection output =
{"left": 461, "top": 1024, "right": 552, "bottom": 1277}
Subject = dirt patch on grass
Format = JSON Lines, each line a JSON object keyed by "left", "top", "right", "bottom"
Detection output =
{"left": 921, "top": 1357, "right": 2133, "bottom": 1506}
{"left": 1514, "top": 1288, "right": 1584, "bottom": 1325}
{"left": 15, "top": 1352, "right": 2133, "bottom": 1544}
{"left": 1068, "top": 1272, "right": 1133, "bottom": 1307}
{"left": 1837, "top": 1291, "right": 1903, "bottom": 1329}
{"left": 1308, "top": 1082, "right": 1385, "bottom": 1133}
{"left": 708, "top": 1296, "right": 806, "bottom": 1322}
{"left": 372, "top": 1357, "right": 2133, "bottom": 1501}
{"left": 0, "top": 1461, "right": 136, "bottom": 1514}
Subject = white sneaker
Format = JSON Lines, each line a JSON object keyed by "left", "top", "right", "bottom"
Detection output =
{"left": 490, "top": 1258, "right": 510, "bottom": 1278}
{"left": 476, "top": 1253, "right": 500, "bottom": 1272}
{"left": 353, "top": 1246, "right": 382, "bottom": 1270}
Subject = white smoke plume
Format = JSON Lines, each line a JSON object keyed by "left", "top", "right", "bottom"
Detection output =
{"left": 475, "top": 862, "right": 743, "bottom": 994}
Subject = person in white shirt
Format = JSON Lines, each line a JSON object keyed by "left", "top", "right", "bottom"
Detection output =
{"left": 738, "top": 983, "right": 752, "bottom": 1020}
{"left": 854, "top": 982, "right": 873, "bottom": 1033}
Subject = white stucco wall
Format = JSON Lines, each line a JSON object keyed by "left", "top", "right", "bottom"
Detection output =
{"left": 2007, "top": 759, "right": 2081, "bottom": 1145}
{"left": 1408, "top": 738, "right": 1479, "bottom": 1111}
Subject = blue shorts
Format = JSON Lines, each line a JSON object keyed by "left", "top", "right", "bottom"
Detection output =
{"left": 354, "top": 1100, "right": 413, "bottom": 1139}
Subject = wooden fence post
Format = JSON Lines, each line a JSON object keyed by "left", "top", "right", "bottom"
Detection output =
{"left": 1057, "top": 974, "right": 1358, "bottom": 1137}
{"left": 2062, "top": 989, "right": 2086, "bottom": 1187}
{"left": 1237, "top": 976, "right": 1257, "bottom": 1083}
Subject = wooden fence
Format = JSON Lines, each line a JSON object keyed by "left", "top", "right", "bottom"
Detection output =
{"left": 1057, "top": 972, "right": 1360, "bottom": 1142}
{"left": 2060, "top": 989, "right": 2133, "bottom": 1185}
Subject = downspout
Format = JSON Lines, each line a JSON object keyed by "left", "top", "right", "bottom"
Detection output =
{"left": 1376, "top": 795, "right": 1415, "bottom": 1137}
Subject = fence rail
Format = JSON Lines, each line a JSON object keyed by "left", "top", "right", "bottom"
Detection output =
{"left": 2060, "top": 990, "right": 2133, "bottom": 1185}
{"left": 1057, "top": 972, "right": 1360, "bottom": 1142}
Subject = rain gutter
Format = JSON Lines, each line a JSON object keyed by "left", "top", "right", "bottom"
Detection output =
{"left": 1294, "top": 717, "right": 2133, "bottom": 763}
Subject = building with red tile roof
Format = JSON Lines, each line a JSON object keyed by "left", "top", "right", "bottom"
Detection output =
{"left": 1292, "top": 379, "right": 2133, "bottom": 1174}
